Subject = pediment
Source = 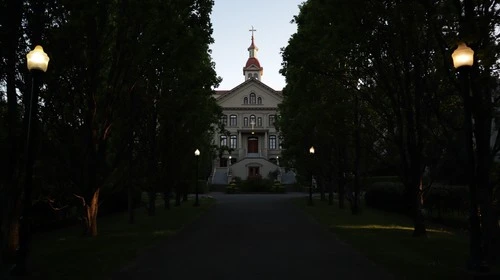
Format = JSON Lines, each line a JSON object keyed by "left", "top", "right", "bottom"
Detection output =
{"left": 215, "top": 79, "right": 282, "bottom": 109}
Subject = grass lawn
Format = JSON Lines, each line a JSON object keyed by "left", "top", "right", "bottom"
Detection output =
{"left": 28, "top": 197, "right": 215, "bottom": 280}
{"left": 294, "top": 197, "right": 499, "bottom": 280}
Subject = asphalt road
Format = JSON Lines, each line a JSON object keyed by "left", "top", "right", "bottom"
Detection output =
{"left": 113, "top": 193, "right": 393, "bottom": 280}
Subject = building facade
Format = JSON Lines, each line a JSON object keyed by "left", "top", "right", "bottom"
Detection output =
{"left": 210, "top": 33, "right": 295, "bottom": 184}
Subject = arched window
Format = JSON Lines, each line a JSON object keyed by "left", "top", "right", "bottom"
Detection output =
{"left": 250, "top": 93, "right": 256, "bottom": 104}
{"left": 243, "top": 97, "right": 248, "bottom": 104}
{"left": 253, "top": 73, "right": 258, "bottom": 78}
{"left": 257, "top": 97, "right": 262, "bottom": 104}
{"left": 220, "top": 115, "right": 227, "bottom": 126}
{"left": 230, "top": 135, "right": 237, "bottom": 149}
{"left": 269, "top": 135, "right": 277, "bottom": 149}
{"left": 247, "top": 73, "right": 252, "bottom": 80}
{"left": 269, "top": 115, "right": 276, "bottom": 127}
{"left": 244, "top": 117, "right": 249, "bottom": 127}
{"left": 250, "top": 115, "right": 256, "bottom": 126}
{"left": 220, "top": 135, "right": 227, "bottom": 147}
{"left": 230, "top": 115, "right": 237, "bottom": 126}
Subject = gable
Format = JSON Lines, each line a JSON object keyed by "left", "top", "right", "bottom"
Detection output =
{"left": 216, "top": 80, "right": 282, "bottom": 109}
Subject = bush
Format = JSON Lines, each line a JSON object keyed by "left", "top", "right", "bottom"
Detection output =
{"left": 240, "top": 175, "right": 273, "bottom": 192}
{"left": 226, "top": 180, "right": 239, "bottom": 194}
{"left": 365, "top": 181, "right": 470, "bottom": 222}
{"left": 364, "top": 182, "right": 406, "bottom": 212}
{"left": 188, "top": 179, "right": 209, "bottom": 194}
{"left": 271, "top": 180, "right": 286, "bottom": 193}
{"left": 424, "top": 184, "right": 469, "bottom": 217}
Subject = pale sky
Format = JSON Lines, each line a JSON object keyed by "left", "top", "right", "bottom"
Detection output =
{"left": 210, "top": 0, "right": 304, "bottom": 90}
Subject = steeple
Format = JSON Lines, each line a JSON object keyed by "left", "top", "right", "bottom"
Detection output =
{"left": 243, "top": 26, "right": 263, "bottom": 81}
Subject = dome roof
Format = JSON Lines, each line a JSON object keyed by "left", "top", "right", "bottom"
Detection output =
{"left": 245, "top": 57, "right": 261, "bottom": 68}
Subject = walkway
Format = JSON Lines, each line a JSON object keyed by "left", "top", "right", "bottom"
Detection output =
{"left": 113, "top": 193, "right": 393, "bottom": 280}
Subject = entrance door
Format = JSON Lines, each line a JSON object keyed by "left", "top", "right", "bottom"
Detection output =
{"left": 248, "top": 166, "right": 260, "bottom": 177}
{"left": 248, "top": 137, "right": 258, "bottom": 153}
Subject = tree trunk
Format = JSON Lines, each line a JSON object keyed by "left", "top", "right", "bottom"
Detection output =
{"left": 85, "top": 189, "right": 100, "bottom": 237}
{"left": 328, "top": 177, "right": 334, "bottom": 206}
{"left": 163, "top": 191, "right": 170, "bottom": 210}
{"left": 351, "top": 94, "right": 361, "bottom": 215}
{"left": 320, "top": 177, "right": 326, "bottom": 201}
{"left": 127, "top": 185, "right": 134, "bottom": 224}
{"left": 412, "top": 177, "right": 426, "bottom": 237}
{"left": 175, "top": 187, "right": 181, "bottom": 207}
{"left": 147, "top": 192, "right": 156, "bottom": 216}
{"left": 1, "top": 0, "right": 22, "bottom": 272}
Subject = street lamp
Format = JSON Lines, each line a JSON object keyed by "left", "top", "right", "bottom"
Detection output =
{"left": 452, "top": 42, "right": 487, "bottom": 272}
{"left": 18, "top": 45, "right": 49, "bottom": 273}
{"left": 194, "top": 149, "right": 200, "bottom": 207}
{"left": 308, "top": 146, "right": 315, "bottom": 206}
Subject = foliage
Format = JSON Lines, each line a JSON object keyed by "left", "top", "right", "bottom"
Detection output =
{"left": 364, "top": 182, "right": 406, "bottom": 213}
{"left": 365, "top": 182, "right": 470, "bottom": 227}
{"left": 270, "top": 180, "right": 286, "bottom": 194}
{"left": 239, "top": 176, "right": 273, "bottom": 193}
{"left": 225, "top": 180, "right": 239, "bottom": 194}
{"left": 279, "top": 0, "right": 500, "bottom": 237}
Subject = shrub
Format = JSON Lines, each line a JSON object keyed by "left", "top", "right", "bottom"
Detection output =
{"left": 240, "top": 175, "right": 273, "bottom": 192}
{"left": 364, "top": 182, "right": 406, "bottom": 212}
{"left": 271, "top": 180, "right": 286, "bottom": 193}
{"left": 188, "top": 179, "right": 209, "bottom": 194}
{"left": 424, "top": 184, "right": 469, "bottom": 217}
{"left": 226, "top": 180, "right": 239, "bottom": 194}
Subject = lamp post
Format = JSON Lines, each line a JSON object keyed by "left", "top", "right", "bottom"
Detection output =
{"left": 194, "top": 149, "right": 200, "bottom": 207}
{"left": 18, "top": 45, "right": 49, "bottom": 273}
{"left": 452, "top": 42, "right": 487, "bottom": 272}
{"left": 308, "top": 146, "right": 315, "bottom": 206}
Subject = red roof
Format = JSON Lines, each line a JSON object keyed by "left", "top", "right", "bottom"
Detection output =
{"left": 245, "top": 57, "right": 261, "bottom": 68}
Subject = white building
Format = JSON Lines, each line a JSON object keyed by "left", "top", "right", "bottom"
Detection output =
{"left": 210, "top": 33, "right": 295, "bottom": 185}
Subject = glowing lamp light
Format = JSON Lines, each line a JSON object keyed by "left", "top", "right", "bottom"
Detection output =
{"left": 452, "top": 43, "right": 474, "bottom": 69}
{"left": 309, "top": 146, "right": 315, "bottom": 154}
{"left": 194, "top": 149, "right": 200, "bottom": 156}
{"left": 27, "top": 45, "right": 50, "bottom": 72}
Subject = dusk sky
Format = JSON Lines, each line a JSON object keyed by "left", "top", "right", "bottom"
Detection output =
{"left": 210, "top": 0, "right": 304, "bottom": 90}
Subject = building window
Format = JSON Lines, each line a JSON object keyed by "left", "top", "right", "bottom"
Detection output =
{"left": 269, "top": 135, "right": 277, "bottom": 149}
{"left": 253, "top": 73, "right": 258, "bottom": 78}
{"left": 244, "top": 117, "right": 249, "bottom": 127}
{"left": 247, "top": 73, "right": 252, "bottom": 80}
{"left": 230, "top": 135, "right": 237, "bottom": 149}
{"left": 269, "top": 115, "right": 276, "bottom": 127}
{"left": 230, "top": 115, "right": 237, "bottom": 127}
{"left": 257, "top": 117, "right": 262, "bottom": 127}
{"left": 220, "top": 135, "right": 227, "bottom": 147}
{"left": 250, "top": 93, "right": 256, "bottom": 104}
{"left": 220, "top": 115, "right": 227, "bottom": 126}
{"left": 244, "top": 97, "right": 248, "bottom": 104}
{"left": 250, "top": 115, "right": 256, "bottom": 126}
{"left": 257, "top": 97, "right": 262, "bottom": 104}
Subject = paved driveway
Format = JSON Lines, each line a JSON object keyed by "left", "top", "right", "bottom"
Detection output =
{"left": 113, "top": 193, "right": 393, "bottom": 280}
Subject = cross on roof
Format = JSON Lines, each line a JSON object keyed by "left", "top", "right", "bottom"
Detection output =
{"left": 249, "top": 26, "right": 256, "bottom": 37}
